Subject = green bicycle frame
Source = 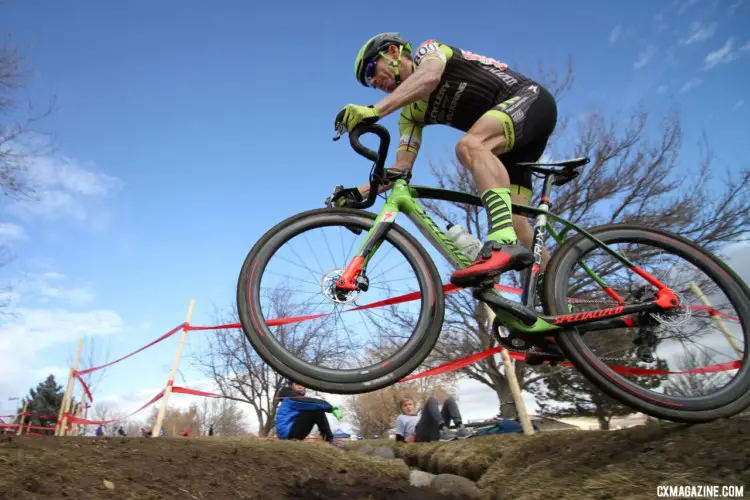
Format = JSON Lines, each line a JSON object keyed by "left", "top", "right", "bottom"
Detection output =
{"left": 336, "top": 177, "right": 677, "bottom": 337}
{"left": 334, "top": 125, "right": 676, "bottom": 338}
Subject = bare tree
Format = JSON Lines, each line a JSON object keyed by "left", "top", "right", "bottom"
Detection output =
{"left": 342, "top": 367, "right": 456, "bottom": 439}
{"left": 91, "top": 401, "right": 124, "bottom": 435}
{"left": 1, "top": 10, "right": 57, "bottom": 313}
{"left": 1, "top": 28, "right": 56, "bottom": 201}
{"left": 0, "top": 246, "right": 14, "bottom": 316}
{"left": 78, "top": 338, "right": 112, "bottom": 399}
{"left": 664, "top": 349, "right": 733, "bottom": 398}
{"left": 196, "top": 396, "right": 248, "bottom": 436}
{"left": 145, "top": 403, "right": 201, "bottom": 437}
{"left": 420, "top": 60, "right": 750, "bottom": 419}
{"left": 192, "top": 285, "right": 350, "bottom": 437}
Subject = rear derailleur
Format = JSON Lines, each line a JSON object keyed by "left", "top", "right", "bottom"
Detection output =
{"left": 631, "top": 286, "right": 662, "bottom": 363}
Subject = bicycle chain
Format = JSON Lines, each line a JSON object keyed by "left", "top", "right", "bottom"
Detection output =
{"left": 514, "top": 294, "right": 676, "bottom": 364}
{"left": 515, "top": 347, "right": 632, "bottom": 364}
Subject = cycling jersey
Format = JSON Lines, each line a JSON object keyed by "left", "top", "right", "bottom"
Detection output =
{"left": 397, "top": 40, "right": 558, "bottom": 196}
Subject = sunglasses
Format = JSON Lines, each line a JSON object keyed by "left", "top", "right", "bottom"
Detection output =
{"left": 365, "top": 58, "right": 379, "bottom": 87}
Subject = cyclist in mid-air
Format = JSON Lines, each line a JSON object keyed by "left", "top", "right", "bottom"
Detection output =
{"left": 332, "top": 33, "right": 558, "bottom": 289}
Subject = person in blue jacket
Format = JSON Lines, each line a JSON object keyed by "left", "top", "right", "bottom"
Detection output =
{"left": 274, "top": 379, "right": 344, "bottom": 442}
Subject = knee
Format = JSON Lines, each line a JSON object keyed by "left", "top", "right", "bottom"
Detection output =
{"left": 425, "top": 396, "right": 440, "bottom": 407}
{"left": 455, "top": 134, "right": 485, "bottom": 168}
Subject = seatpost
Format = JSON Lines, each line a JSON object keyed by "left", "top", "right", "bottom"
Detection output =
{"left": 540, "top": 172, "right": 557, "bottom": 207}
{"left": 520, "top": 172, "right": 557, "bottom": 307}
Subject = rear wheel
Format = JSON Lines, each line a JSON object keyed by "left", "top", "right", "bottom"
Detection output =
{"left": 543, "top": 224, "right": 750, "bottom": 422}
{"left": 236, "top": 207, "right": 445, "bottom": 394}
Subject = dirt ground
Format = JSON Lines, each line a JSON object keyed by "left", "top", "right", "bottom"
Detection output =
{"left": 1, "top": 416, "right": 749, "bottom": 500}
{"left": 351, "top": 415, "right": 750, "bottom": 499}
{"left": 0, "top": 435, "right": 441, "bottom": 500}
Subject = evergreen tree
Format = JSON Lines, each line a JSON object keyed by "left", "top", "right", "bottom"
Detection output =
{"left": 24, "top": 374, "right": 68, "bottom": 434}
{"left": 526, "top": 328, "right": 668, "bottom": 430}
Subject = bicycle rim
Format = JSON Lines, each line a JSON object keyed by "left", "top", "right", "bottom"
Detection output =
{"left": 544, "top": 224, "right": 750, "bottom": 421}
{"left": 236, "top": 208, "right": 445, "bottom": 394}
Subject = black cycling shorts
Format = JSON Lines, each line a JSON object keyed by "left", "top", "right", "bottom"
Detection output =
{"left": 484, "top": 84, "right": 558, "bottom": 198}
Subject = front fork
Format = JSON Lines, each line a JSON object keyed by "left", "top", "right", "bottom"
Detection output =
{"left": 336, "top": 204, "right": 398, "bottom": 291}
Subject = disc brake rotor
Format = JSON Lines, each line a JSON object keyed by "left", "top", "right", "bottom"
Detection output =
{"left": 321, "top": 268, "right": 360, "bottom": 304}
{"left": 650, "top": 290, "right": 692, "bottom": 327}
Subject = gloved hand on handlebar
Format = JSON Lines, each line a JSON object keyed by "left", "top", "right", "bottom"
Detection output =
{"left": 326, "top": 185, "right": 363, "bottom": 208}
{"left": 334, "top": 104, "right": 380, "bottom": 134}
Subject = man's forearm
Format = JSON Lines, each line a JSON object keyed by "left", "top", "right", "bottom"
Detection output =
{"left": 375, "top": 71, "right": 440, "bottom": 116}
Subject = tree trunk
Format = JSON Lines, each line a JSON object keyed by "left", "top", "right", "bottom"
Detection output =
{"left": 597, "top": 414, "right": 610, "bottom": 430}
{"left": 261, "top": 417, "right": 274, "bottom": 437}
{"left": 254, "top": 407, "right": 268, "bottom": 437}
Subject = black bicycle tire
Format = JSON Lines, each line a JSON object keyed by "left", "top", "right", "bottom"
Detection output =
{"left": 542, "top": 223, "right": 750, "bottom": 423}
{"left": 236, "top": 207, "right": 445, "bottom": 395}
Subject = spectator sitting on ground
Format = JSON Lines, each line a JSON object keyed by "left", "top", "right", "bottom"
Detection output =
{"left": 274, "top": 379, "right": 344, "bottom": 445}
{"left": 395, "top": 395, "right": 473, "bottom": 443}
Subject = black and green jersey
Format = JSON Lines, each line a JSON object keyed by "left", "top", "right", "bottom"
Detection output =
{"left": 398, "top": 39, "right": 536, "bottom": 155}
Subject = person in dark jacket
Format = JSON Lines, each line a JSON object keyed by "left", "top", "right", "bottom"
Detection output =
{"left": 274, "top": 380, "right": 343, "bottom": 442}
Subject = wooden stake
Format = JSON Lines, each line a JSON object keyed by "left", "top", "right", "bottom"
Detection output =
{"left": 55, "top": 375, "right": 73, "bottom": 436}
{"left": 689, "top": 282, "right": 743, "bottom": 357}
{"left": 76, "top": 390, "right": 88, "bottom": 436}
{"left": 16, "top": 399, "right": 28, "bottom": 436}
{"left": 441, "top": 245, "right": 535, "bottom": 436}
{"left": 59, "top": 338, "right": 84, "bottom": 437}
{"left": 482, "top": 304, "right": 535, "bottom": 435}
{"left": 152, "top": 299, "right": 196, "bottom": 437}
{"left": 55, "top": 338, "right": 84, "bottom": 436}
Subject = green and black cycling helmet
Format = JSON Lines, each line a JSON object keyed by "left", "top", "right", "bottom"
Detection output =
{"left": 354, "top": 32, "right": 412, "bottom": 88}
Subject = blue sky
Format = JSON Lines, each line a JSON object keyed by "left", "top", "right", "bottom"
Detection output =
{"left": 1, "top": 0, "right": 748, "bottom": 430}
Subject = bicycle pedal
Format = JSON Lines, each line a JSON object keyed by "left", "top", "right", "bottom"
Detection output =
{"left": 473, "top": 288, "right": 538, "bottom": 326}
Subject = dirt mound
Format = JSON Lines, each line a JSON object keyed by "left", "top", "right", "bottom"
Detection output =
{"left": 0, "top": 436, "right": 450, "bottom": 499}
{"left": 1, "top": 417, "right": 748, "bottom": 499}
{"left": 349, "top": 416, "right": 750, "bottom": 499}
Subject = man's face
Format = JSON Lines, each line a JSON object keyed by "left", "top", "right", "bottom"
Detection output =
{"left": 367, "top": 45, "right": 408, "bottom": 93}
{"left": 368, "top": 56, "right": 398, "bottom": 93}
{"left": 291, "top": 382, "right": 305, "bottom": 393}
{"left": 401, "top": 400, "right": 416, "bottom": 415}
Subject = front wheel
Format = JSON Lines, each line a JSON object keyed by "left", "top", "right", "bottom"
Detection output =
{"left": 543, "top": 223, "right": 750, "bottom": 423}
{"left": 236, "top": 207, "right": 445, "bottom": 394}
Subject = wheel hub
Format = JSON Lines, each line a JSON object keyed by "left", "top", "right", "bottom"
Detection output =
{"left": 321, "top": 268, "right": 361, "bottom": 304}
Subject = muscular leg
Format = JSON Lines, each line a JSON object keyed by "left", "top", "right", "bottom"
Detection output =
{"left": 454, "top": 116, "right": 516, "bottom": 244}
{"left": 450, "top": 115, "right": 534, "bottom": 287}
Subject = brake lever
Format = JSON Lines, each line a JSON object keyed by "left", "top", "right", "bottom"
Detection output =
{"left": 324, "top": 185, "right": 345, "bottom": 207}
{"left": 333, "top": 123, "right": 345, "bottom": 142}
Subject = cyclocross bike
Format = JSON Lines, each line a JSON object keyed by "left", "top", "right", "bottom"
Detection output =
{"left": 237, "top": 123, "right": 750, "bottom": 424}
